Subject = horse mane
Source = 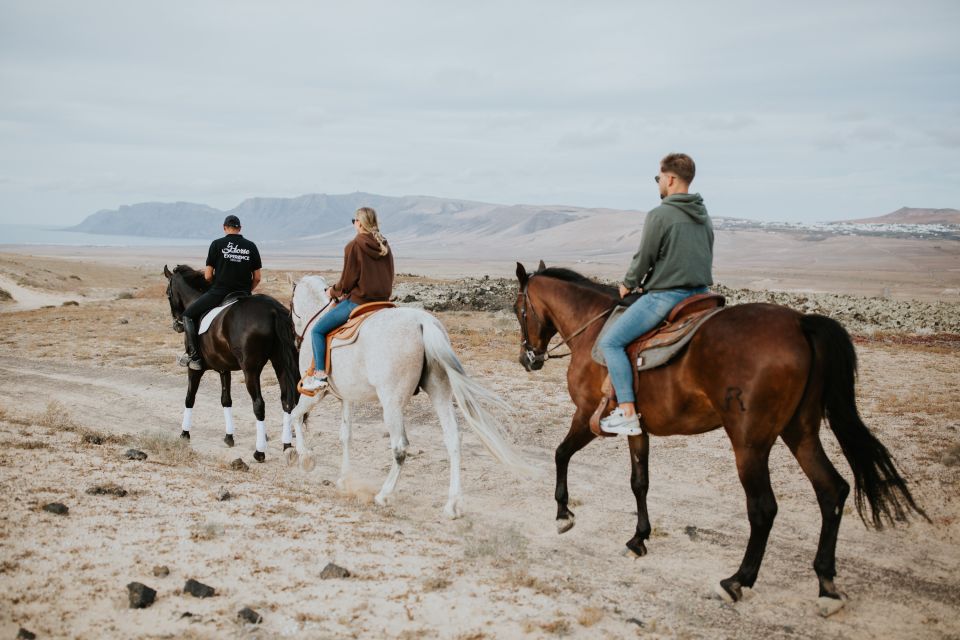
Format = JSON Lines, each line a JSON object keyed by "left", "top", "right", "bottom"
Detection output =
{"left": 173, "top": 264, "right": 211, "bottom": 292}
{"left": 535, "top": 266, "right": 618, "bottom": 298}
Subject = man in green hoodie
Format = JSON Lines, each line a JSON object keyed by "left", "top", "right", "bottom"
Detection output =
{"left": 598, "top": 153, "right": 714, "bottom": 435}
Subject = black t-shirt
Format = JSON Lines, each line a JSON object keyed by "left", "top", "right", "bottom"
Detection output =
{"left": 205, "top": 234, "right": 262, "bottom": 292}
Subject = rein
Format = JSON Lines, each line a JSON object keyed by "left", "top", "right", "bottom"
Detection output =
{"left": 519, "top": 278, "right": 614, "bottom": 367}
{"left": 293, "top": 298, "right": 334, "bottom": 347}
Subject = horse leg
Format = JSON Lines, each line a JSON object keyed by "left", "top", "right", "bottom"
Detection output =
{"left": 720, "top": 445, "right": 778, "bottom": 602}
{"left": 555, "top": 410, "right": 596, "bottom": 533}
{"left": 374, "top": 397, "right": 408, "bottom": 507}
{"left": 427, "top": 378, "right": 463, "bottom": 519}
{"left": 220, "top": 371, "right": 235, "bottom": 447}
{"left": 243, "top": 367, "right": 267, "bottom": 462}
{"left": 181, "top": 368, "right": 204, "bottom": 440}
{"left": 336, "top": 401, "right": 353, "bottom": 490}
{"left": 270, "top": 358, "right": 294, "bottom": 451}
{"left": 285, "top": 395, "right": 318, "bottom": 472}
{"left": 781, "top": 420, "right": 850, "bottom": 612}
{"left": 625, "top": 431, "right": 651, "bottom": 557}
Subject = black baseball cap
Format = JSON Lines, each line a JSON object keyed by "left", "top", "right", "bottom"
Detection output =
{"left": 223, "top": 215, "right": 241, "bottom": 228}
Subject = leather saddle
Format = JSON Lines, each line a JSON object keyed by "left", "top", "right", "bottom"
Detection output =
{"left": 297, "top": 301, "right": 396, "bottom": 397}
{"left": 588, "top": 293, "right": 726, "bottom": 437}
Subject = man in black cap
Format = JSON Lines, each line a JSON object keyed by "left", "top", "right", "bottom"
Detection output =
{"left": 178, "top": 215, "right": 262, "bottom": 369}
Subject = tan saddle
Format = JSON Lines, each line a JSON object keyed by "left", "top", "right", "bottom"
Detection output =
{"left": 297, "top": 301, "right": 396, "bottom": 397}
{"left": 588, "top": 293, "right": 725, "bottom": 437}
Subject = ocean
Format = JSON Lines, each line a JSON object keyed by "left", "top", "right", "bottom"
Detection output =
{"left": 0, "top": 224, "right": 207, "bottom": 247}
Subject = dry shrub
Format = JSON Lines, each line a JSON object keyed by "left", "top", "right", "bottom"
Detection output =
{"left": 505, "top": 568, "right": 559, "bottom": 596}
{"left": 36, "top": 401, "right": 80, "bottom": 431}
{"left": 115, "top": 291, "right": 135, "bottom": 300}
{"left": 577, "top": 606, "right": 604, "bottom": 627}
{"left": 539, "top": 619, "right": 571, "bottom": 636}
{"left": 422, "top": 576, "right": 451, "bottom": 592}
{"left": 461, "top": 521, "right": 528, "bottom": 562}
{"left": 135, "top": 430, "right": 198, "bottom": 466}
{"left": 190, "top": 520, "right": 225, "bottom": 541}
{"left": 77, "top": 427, "right": 130, "bottom": 446}
{"left": 8, "top": 441, "right": 49, "bottom": 450}
{"left": 875, "top": 390, "right": 960, "bottom": 420}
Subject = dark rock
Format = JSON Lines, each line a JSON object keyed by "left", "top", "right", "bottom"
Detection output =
{"left": 238, "top": 606, "right": 263, "bottom": 624}
{"left": 402, "top": 294, "right": 417, "bottom": 303}
{"left": 153, "top": 565, "right": 170, "bottom": 578}
{"left": 43, "top": 502, "right": 69, "bottom": 515}
{"left": 684, "top": 525, "right": 699, "bottom": 541}
{"left": 118, "top": 318, "right": 129, "bottom": 324}
{"left": 216, "top": 487, "right": 231, "bottom": 501}
{"left": 86, "top": 484, "right": 127, "bottom": 497}
{"left": 17, "top": 628, "right": 36, "bottom": 640}
{"left": 183, "top": 578, "right": 216, "bottom": 598}
{"left": 125, "top": 449, "right": 148, "bottom": 461}
{"left": 62, "top": 300, "right": 79, "bottom": 306}
{"left": 180, "top": 611, "right": 194, "bottom": 619}
{"left": 82, "top": 433, "right": 104, "bottom": 445}
{"left": 320, "top": 562, "right": 351, "bottom": 579}
{"left": 626, "top": 618, "right": 645, "bottom": 627}
{"left": 127, "top": 581, "right": 157, "bottom": 608}
{"left": 229, "top": 458, "right": 249, "bottom": 472}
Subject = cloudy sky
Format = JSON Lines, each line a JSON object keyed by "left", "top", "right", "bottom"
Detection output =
{"left": 1, "top": 0, "right": 958, "bottom": 225}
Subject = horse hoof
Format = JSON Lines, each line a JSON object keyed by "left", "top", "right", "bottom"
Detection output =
{"left": 283, "top": 448, "right": 298, "bottom": 467}
{"left": 180, "top": 431, "right": 190, "bottom": 440}
{"left": 623, "top": 538, "right": 648, "bottom": 558}
{"left": 299, "top": 453, "right": 316, "bottom": 473}
{"left": 816, "top": 595, "right": 847, "bottom": 618}
{"left": 556, "top": 516, "right": 576, "bottom": 534}
{"left": 282, "top": 442, "right": 292, "bottom": 451}
{"left": 715, "top": 579, "right": 742, "bottom": 603}
{"left": 444, "top": 499, "right": 464, "bottom": 520}
{"left": 224, "top": 434, "right": 234, "bottom": 447}
{"left": 253, "top": 450, "right": 265, "bottom": 463}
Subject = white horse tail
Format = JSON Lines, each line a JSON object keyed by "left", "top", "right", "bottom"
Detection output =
{"left": 420, "top": 317, "right": 535, "bottom": 476}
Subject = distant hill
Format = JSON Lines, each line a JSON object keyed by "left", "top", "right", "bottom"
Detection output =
{"left": 843, "top": 207, "right": 960, "bottom": 225}
{"left": 68, "top": 192, "right": 638, "bottom": 245}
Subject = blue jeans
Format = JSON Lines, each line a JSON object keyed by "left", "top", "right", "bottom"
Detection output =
{"left": 599, "top": 287, "right": 708, "bottom": 404}
{"left": 310, "top": 300, "right": 358, "bottom": 372}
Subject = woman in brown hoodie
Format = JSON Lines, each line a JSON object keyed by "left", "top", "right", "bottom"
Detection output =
{"left": 301, "top": 207, "right": 395, "bottom": 391}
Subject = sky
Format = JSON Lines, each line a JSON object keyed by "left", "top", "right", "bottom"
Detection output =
{"left": 1, "top": 0, "right": 958, "bottom": 225}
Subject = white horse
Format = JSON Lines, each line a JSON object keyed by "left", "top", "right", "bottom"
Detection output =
{"left": 287, "top": 275, "right": 531, "bottom": 518}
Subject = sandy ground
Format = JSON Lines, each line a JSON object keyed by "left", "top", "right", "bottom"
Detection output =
{"left": 0, "top": 253, "right": 958, "bottom": 639}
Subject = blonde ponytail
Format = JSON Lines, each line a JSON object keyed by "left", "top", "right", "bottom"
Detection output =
{"left": 355, "top": 207, "right": 389, "bottom": 256}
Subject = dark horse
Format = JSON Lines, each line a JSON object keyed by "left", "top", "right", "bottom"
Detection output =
{"left": 164, "top": 264, "right": 300, "bottom": 461}
{"left": 514, "top": 262, "right": 926, "bottom": 606}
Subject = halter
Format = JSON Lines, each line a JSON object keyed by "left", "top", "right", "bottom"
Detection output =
{"left": 518, "top": 277, "right": 614, "bottom": 367}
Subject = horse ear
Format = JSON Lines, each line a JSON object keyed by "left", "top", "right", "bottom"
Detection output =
{"left": 516, "top": 262, "right": 528, "bottom": 287}
{"left": 537, "top": 259, "right": 546, "bottom": 272}
{"left": 163, "top": 264, "right": 172, "bottom": 279}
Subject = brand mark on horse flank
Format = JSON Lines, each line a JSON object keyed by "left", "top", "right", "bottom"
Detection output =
{"left": 725, "top": 387, "right": 746, "bottom": 412}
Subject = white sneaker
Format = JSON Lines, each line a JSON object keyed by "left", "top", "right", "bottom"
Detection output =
{"left": 301, "top": 374, "right": 328, "bottom": 392}
{"left": 599, "top": 408, "right": 642, "bottom": 436}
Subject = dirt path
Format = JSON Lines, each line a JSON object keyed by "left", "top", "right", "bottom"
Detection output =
{"left": 0, "top": 253, "right": 958, "bottom": 638}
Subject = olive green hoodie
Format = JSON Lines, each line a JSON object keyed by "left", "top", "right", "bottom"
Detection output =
{"left": 622, "top": 193, "right": 714, "bottom": 292}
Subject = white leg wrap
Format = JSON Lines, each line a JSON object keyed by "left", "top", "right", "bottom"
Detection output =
{"left": 255, "top": 420, "right": 267, "bottom": 453}
{"left": 223, "top": 407, "right": 235, "bottom": 435}
{"left": 282, "top": 412, "right": 292, "bottom": 445}
{"left": 181, "top": 408, "right": 193, "bottom": 431}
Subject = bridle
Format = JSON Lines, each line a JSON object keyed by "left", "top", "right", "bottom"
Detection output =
{"left": 518, "top": 277, "right": 614, "bottom": 368}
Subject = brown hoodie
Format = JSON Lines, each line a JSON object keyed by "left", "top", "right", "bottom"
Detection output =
{"left": 331, "top": 233, "right": 395, "bottom": 304}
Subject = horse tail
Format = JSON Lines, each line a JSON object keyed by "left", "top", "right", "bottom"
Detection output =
{"left": 261, "top": 296, "right": 301, "bottom": 404}
{"left": 420, "top": 316, "right": 535, "bottom": 476}
{"left": 800, "top": 314, "right": 928, "bottom": 528}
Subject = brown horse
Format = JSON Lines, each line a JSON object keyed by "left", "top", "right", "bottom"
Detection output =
{"left": 513, "top": 262, "right": 926, "bottom": 605}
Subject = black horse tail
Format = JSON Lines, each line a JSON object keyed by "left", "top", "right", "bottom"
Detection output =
{"left": 801, "top": 314, "right": 928, "bottom": 529}
{"left": 261, "top": 295, "right": 301, "bottom": 407}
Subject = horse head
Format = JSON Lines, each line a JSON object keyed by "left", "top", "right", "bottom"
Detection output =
{"left": 290, "top": 274, "right": 331, "bottom": 348}
{"left": 163, "top": 264, "right": 208, "bottom": 333}
{"left": 514, "top": 261, "right": 557, "bottom": 371}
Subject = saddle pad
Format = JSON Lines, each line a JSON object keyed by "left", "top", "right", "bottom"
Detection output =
{"left": 591, "top": 306, "right": 724, "bottom": 371}
{"left": 198, "top": 299, "right": 238, "bottom": 334}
